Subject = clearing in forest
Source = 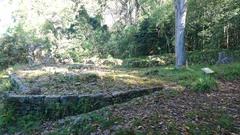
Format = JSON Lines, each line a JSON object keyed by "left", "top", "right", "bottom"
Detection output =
{"left": 10, "top": 64, "right": 166, "bottom": 95}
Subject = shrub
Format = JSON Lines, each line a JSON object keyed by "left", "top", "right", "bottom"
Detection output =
{"left": 217, "top": 114, "right": 234, "bottom": 130}
{"left": 192, "top": 76, "right": 217, "bottom": 92}
{"left": 122, "top": 49, "right": 240, "bottom": 68}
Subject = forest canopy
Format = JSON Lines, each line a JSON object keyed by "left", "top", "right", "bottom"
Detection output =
{"left": 0, "top": 0, "right": 239, "bottom": 67}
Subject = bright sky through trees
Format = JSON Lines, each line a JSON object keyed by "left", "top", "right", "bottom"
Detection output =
{"left": 0, "top": 0, "right": 116, "bottom": 36}
{"left": 0, "top": 0, "right": 15, "bottom": 35}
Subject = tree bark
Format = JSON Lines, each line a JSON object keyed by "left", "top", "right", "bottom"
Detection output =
{"left": 175, "top": 0, "right": 187, "bottom": 68}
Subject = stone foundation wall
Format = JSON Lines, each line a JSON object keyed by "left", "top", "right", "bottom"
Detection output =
{"left": 3, "top": 87, "right": 162, "bottom": 119}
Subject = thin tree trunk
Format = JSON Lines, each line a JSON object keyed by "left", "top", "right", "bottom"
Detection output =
{"left": 227, "top": 23, "right": 229, "bottom": 48}
{"left": 175, "top": 0, "right": 187, "bottom": 68}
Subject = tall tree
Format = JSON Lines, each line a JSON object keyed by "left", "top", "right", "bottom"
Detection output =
{"left": 174, "top": 0, "right": 187, "bottom": 68}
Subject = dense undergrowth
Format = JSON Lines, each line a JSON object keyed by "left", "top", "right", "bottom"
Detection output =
{"left": 123, "top": 49, "right": 240, "bottom": 68}
{"left": 0, "top": 71, "right": 11, "bottom": 93}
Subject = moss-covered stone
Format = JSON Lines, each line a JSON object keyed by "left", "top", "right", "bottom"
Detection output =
{"left": 3, "top": 87, "right": 163, "bottom": 120}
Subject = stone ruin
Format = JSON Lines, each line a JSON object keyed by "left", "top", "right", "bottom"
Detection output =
{"left": 216, "top": 52, "right": 234, "bottom": 64}
{"left": 4, "top": 68, "right": 164, "bottom": 119}
{"left": 5, "top": 72, "right": 163, "bottom": 119}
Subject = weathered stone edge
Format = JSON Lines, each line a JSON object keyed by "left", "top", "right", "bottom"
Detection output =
{"left": 9, "top": 73, "right": 30, "bottom": 93}
{"left": 3, "top": 87, "right": 163, "bottom": 119}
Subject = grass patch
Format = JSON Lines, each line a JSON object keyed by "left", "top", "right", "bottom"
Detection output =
{"left": 217, "top": 114, "right": 234, "bottom": 130}
{"left": 212, "top": 62, "right": 240, "bottom": 80}
{"left": 137, "top": 62, "right": 240, "bottom": 92}
{"left": 0, "top": 109, "right": 42, "bottom": 134}
{"left": 0, "top": 71, "right": 12, "bottom": 93}
{"left": 138, "top": 65, "right": 217, "bottom": 92}
{"left": 191, "top": 76, "right": 217, "bottom": 92}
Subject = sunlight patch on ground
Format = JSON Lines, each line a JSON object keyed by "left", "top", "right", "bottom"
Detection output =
{"left": 9, "top": 64, "right": 166, "bottom": 95}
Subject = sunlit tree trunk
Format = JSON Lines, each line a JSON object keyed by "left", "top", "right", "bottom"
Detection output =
{"left": 175, "top": 0, "right": 187, "bottom": 68}
{"left": 132, "top": 0, "right": 140, "bottom": 24}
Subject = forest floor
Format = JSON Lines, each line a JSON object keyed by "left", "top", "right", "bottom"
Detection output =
{"left": 40, "top": 79, "right": 240, "bottom": 135}
{"left": 1, "top": 62, "right": 240, "bottom": 134}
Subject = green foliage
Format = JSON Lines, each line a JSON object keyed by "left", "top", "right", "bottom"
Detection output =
{"left": 192, "top": 76, "right": 217, "bottom": 92}
{"left": 133, "top": 4, "right": 174, "bottom": 56}
{"left": 0, "top": 0, "right": 239, "bottom": 64}
{"left": 15, "top": 115, "right": 41, "bottom": 134}
{"left": 217, "top": 114, "right": 234, "bottom": 130}
{"left": 139, "top": 62, "right": 240, "bottom": 92}
{"left": 0, "top": 108, "right": 42, "bottom": 134}
{"left": 0, "top": 25, "right": 28, "bottom": 67}
{"left": 108, "top": 0, "right": 240, "bottom": 58}
{"left": 66, "top": 6, "right": 111, "bottom": 58}
{"left": 186, "top": 0, "right": 240, "bottom": 51}
{"left": 0, "top": 109, "right": 16, "bottom": 133}
{"left": 0, "top": 23, "right": 51, "bottom": 68}
{"left": 123, "top": 49, "right": 240, "bottom": 68}
{"left": 1, "top": 0, "right": 239, "bottom": 63}
{"left": 107, "top": 26, "right": 136, "bottom": 58}
{"left": 188, "top": 49, "right": 240, "bottom": 65}
{"left": 123, "top": 54, "right": 175, "bottom": 68}
{"left": 0, "top": 99, "right": 116, "bottom": 134}
{"left": 213, "top": 62, "right": 240, "bottom": 80}
{"left": 0, "top": 71, "right": 12, "bottom": 92}
{"left": 108, "top": 1, "right": 175, "bottom": 58}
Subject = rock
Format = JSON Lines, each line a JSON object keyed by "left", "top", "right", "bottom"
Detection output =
{"left": 9, "top": 73, "right": 30, "bottom": 93}
{"left": 84, "top": 59, "right": 95, "bottom": 65}
{"left": 61, "top": 58, "right": 74, "bottom": 64}
{"left": 60, "top": 95, "right": 79, "bottom": 104}
{"left": 28, "top": 44, "right": 54, "bottom": 65}
{"left": 201, "top": 67, "right": 214, "bottom": 74}
{"left": 28, "top": 95, "right": 45, "bottom": 104}
{"left": 216, "top": 52, "right": 234, "bottom": 64}
{"left": 3, "top": 87, "right": 163, "bottom": 119}
{"left": 44, "top": 95, "right": 61, "bottom": 103}
{"left": 5, "top": 94, "right": 29, "bottom": 104}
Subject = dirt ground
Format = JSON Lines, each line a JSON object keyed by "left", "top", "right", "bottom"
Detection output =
{"left": 41, "top": 79, "right": 240, "bottom": 135}
{"left": 12, "top": 64, "right": 163, "bottom": 95}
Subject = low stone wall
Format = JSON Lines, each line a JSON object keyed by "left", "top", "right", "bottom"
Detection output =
{"left": 3, "top": 87, "right": 162, "bottom": 119}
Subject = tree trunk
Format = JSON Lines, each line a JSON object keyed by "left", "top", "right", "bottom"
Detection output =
{"left": 175, "top": 0, "right": 187, "bottom": 68}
